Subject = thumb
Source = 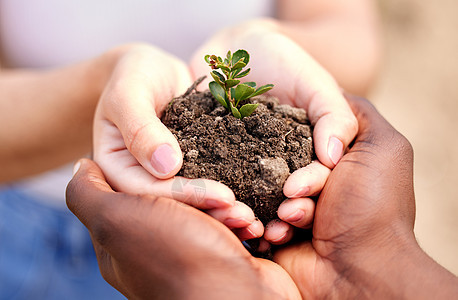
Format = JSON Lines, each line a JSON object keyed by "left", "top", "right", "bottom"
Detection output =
{"left": 121, "top": 114, "right": 184, "bottom": 179}
{"left": 274, "top": 242, "right": 321, "bottom": 299}
{"left": 105, "top": 66, "right": 187, "bottom": 179}
{"left": 96, "top": 45, "right": 192, "bottom": 179}
{"left": 309, "top": 91, "right": 359, "bottom": 168}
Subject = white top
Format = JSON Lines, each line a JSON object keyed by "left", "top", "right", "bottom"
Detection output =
{"left": 0, "top": 0, "right": 274, "bottom": 205}
{"left": 0, "top": 0, "right": 274, "bottom": 67}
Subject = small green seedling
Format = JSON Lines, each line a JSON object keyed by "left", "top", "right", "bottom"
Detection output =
{"left": 205, "top": 49, "right": 273, "bottom": 119}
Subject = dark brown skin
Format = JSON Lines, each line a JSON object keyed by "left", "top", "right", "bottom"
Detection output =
{"left": 66, "top": 95, "right": 458, "bottom": 299}
{"left": 67, "top": 160, "right": 300, "bottom": 300}
{"left": 275, "top": 94, "right": 458, "bottom": 298}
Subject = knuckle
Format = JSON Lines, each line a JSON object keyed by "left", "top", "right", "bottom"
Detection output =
{"left": 125, "top": 120, "right": 156, "bottom": 153}
{"left": 381, "top": 131, "right": 414, "bottom": 167}
{"left": 393, "top": 133, "right": 414, "bottom": 160}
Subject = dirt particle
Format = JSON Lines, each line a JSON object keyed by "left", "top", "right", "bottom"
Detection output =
{"left": 162, "top": 91, "right": 315, "bottom": 225}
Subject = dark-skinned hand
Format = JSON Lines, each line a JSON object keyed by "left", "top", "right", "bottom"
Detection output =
{"left": 275, "top": 94, "right": 458, "bottom": 299}
{"left": 67, "top": 95, "right": 458, "bottom": 299}
{"left": 66, "top": 159, "right": 301, "bottom": 299}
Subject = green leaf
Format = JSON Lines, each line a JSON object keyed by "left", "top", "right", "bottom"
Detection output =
{"left": 226, "top": 50, "right": 232, "bottom": 61}
{"left": 204, "top": 55, "right": 211, "bottom": 64}
{"left": 232, "top": 49, "right": 250, "bottom": 66}
{"left": 215, "top": 95, "right": 228, "bottom": 108}
{"left": 225, "top": 79, "right": 240, "bottom": 89}
{"left": 234, "top": 68, "right": 250, "bottom": 79}
{"left": 211, "top": 71, "right": 225, "bottom": 86}
{"left": 216, "top": 64, "right": 230, "bottom": 72}
{"left": 244, "top": 82, "right": 256, "bottom": 88}
{"left": 208, "top": 55, "right": 218, "bottom": 64}
{"left": 231, "top": 68, "right": 241, "bottom": 78}
{"left": 251, "top": 84, "right": 274, "bottom": 97}
{"left": 232, "top": 59, "right": 247, "bottom": 70}
{"left": 230, "top": 102, "right": 242, "bottom": 119}
{"left": 209, "top": 81, "right": 228, "bottom": 108}
{"left": 234, "top": 83, "right": 256, "bottom": 106}
{"left": 240, "top": 103, "right": 259, "bottom": 118}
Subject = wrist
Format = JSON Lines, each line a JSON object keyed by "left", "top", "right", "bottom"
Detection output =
{"left": 340, "top": 233, "right": 458, "bottom": 299}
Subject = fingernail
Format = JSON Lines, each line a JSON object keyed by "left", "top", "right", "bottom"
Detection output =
{"left": 206, "top": 198, "right": 232, "bottom": 208}
{"left": 285, "top": 210, "right": 305, "bottom": 223}
{"left": 288, "top": 186, "right": 310, "bottom": 198}
{"left": 328, "top": 137, "right": 344, "bottom": 166}
{"left": 271, "top": 231, "right": 288, "bottom": 243}
{"left": 245, "top": 226, "right": 257, "bottom": 239}
{"left": 257, "top": 239, "right": 271, "bottom": 252}
{"left": 224, "top": 218, "right": 252, "bottom": 228}
{"left": 72, "top": 160, "right": 82, "bottom": 176}
{"left": 151, "top": 144, "right": 179, "bottom": 176}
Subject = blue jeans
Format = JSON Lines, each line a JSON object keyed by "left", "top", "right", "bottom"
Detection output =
{"left": 0, "top": 187, "right": 125, "bottom": 300}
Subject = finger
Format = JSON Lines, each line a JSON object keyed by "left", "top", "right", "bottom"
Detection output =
{"left": 277, "top": 198, "right": 315, "bottom": 229}
{"left": 152, "top": 176, "right": 236, "bottom": 209}
{"left": 283, "top": 160, "right": 331, "bottom": 198}
{"left": 264, "top": 220, "right": 294, "bottom": 245}
{"left": 96, "top": 113, "right": 183, "bottom": 179}
{"left": 66, "top": 158, "right": 116, "bottom": 227}
{"left": 94, "top": 132, "right": 236, "bottom": 210}
{"left": 207, "top": 201, "right": 255, "bottom": 229}
{"left": 257, "top": 238, "right": 271, "bottom": 253}
{"left": 244, "top": 33, "right": 358, "bottom": 169}
{"left": 233, "top": 219, "right": 264, "bottom": 241}
{"left": 274, "top": 242, "right": 317, "bottom": 298}
{"left": 293, "top": 74, "right": 357, "bottom": 169}
{"left": 266, "top": 38, "right": 358, "bottom": 169}
{"left": 98, "top": 46, "right": 192, "bottom": 179}
{"left": 309, "top": 95, "right": 358, "bottom": 168}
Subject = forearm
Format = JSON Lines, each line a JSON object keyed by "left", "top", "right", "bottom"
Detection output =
{"left": 384, "top": 246, "right": 458, "bottom": 299}
{"left": 347, "top": 238, "right": 458, "bottom": 299}
{"left": 0, "top": 46, "right": 127, "bottom": 182}
{"left": 275, "top": 0, "right": 381, "bottom": 96}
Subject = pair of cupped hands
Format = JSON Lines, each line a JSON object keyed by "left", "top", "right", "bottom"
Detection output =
{"left": 69, "top": 23, "right": 421, "bottom": 299}
{"left": 92, "top": 24, "right": 358, "bottom": 246}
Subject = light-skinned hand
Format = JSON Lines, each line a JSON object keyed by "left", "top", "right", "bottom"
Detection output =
{"left": 190, "top": 19, "right": 358, "bottom": 244}
{"left": 93, "top": 44, "right": 260, "bottom": 238}
{"left": 67, "top": 95, "right": 458, "bottom": 299}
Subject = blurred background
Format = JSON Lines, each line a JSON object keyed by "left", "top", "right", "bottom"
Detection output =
{"left": 372, "top": 0, "right": 458, "bottom": 274}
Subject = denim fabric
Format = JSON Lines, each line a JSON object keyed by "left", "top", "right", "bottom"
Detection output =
{"left": 0, "top": 187, "right": 125, "bottom": 300}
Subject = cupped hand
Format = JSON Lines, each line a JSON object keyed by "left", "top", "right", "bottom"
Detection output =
{"left": 189, "top": 19, "right": 358, "bottom": 244}
{"left": 93, "top": 44, "right": 259, "bottom": 237}
{"left": 67, "top": 159, "right": 301, "bottom": 300}
{"left": 274, "top": 94, "right": 417, "bottom": 298}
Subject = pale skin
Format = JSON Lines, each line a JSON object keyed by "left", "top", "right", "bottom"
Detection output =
{"left": 0, "top": 0, "right": 380, "bottom": 242}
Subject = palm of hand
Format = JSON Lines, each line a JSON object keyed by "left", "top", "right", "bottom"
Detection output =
{"left": 89, "top": 191, "right": 301, "bottom": 299}
{"left": 93, "top": 45, "right": 243, "bottom": 212}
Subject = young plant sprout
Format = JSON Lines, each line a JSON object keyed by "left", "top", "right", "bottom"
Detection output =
{"left": 204, "top": 49, "right": 274, "bottom": 119}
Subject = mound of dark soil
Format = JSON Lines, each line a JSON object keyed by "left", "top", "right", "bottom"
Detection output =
{"left": 162, "top": 88, "right": 314, "bottom": 225}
